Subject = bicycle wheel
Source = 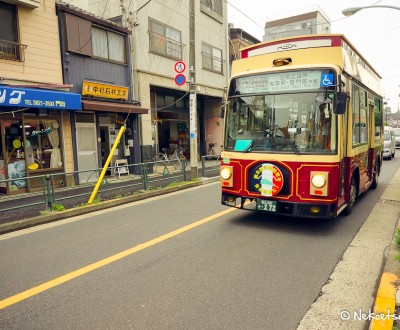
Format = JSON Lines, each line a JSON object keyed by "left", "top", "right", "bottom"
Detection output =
{"left": 153, "top": 153, "right": 167, "bottom": 171}
{"left": 168, "top": 154, "right": 180, "bottom": 170}
{"left": 206, "top": 148, "right": 216, "bottom": 160}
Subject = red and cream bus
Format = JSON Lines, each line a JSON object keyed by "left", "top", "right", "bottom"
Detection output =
{"left": 220, "top": 34, "right": 384, "bottom": 219}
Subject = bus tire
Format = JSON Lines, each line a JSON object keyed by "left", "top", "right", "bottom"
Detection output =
{"left": 371, "top": 162, "right": 379, "bottom": 189}
{"left": 344, "top": 176, "right": 357, "bottom": 216}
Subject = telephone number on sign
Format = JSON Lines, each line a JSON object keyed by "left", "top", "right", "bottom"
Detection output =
{"left": 25, "top": 100, "right": 55, "bottom": 106}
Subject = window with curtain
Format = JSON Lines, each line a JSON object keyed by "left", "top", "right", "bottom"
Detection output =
{"left": 92, "top": 26, "right": 126, "bottom": 63}
{"left": 149, "top": 18, "right": 182, "bottom": 60}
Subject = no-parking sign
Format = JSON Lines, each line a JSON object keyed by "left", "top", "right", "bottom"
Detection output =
{"left": 174, "top": 74, "right": 186, "bottom": 86}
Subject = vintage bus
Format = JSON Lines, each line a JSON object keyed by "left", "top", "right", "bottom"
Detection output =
{"left": 220, "top": 34, "right": 384, "bottom": 219}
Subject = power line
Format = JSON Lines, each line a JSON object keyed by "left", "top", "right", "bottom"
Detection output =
{"left": 225, "top": 0, "right": 264, "bottom": 30}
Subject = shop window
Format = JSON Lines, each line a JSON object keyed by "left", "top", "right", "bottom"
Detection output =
{"left": 1, "top": 120, "right": 27, "bottom": 190}
{"left": 24, "top": 119, "right": 63, "bottom": 169}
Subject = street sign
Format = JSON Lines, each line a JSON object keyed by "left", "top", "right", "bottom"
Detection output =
{"left": 174, "top": 61, "right": 186, "bottom": 73}
{"left": 174, "top": 74, "right": 186, "bottom": 86}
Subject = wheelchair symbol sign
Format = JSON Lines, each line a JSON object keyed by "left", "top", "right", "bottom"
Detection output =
{"left": 321, "top": 74, "right": 334, "bottom": 87}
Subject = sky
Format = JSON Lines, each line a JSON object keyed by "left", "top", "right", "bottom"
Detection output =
{"left": 227, "top": 0, "right": 400, "bottom": 113}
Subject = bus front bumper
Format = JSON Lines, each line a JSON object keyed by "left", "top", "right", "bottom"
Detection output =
{"left": 221, "top": 193, "right": 337, "bottom": 219}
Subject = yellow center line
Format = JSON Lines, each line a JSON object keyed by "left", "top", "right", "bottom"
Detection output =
{"left": 0, "top": 206, "right": 240, "bottom": 310}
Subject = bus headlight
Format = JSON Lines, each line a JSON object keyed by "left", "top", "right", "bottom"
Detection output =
{"left": 311, "top": 174, "right": 326, "bottom": 188}
{"left": 221, "top": 168, "right": 232, "bottom": 180}
{"left": 310, "top": 171, "right": 329, "bottom": 197}
{"left": 220, "top": 166, "right": 233, "bottom": 187}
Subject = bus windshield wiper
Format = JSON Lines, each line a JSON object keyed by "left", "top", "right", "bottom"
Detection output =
{"left": 243, "top": 131, "right": 264, "bottom": 152}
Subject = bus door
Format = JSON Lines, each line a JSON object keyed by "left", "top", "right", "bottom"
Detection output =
{"left": 367, "top": 101, "right": 376, "bottom": 183}
{"left": 338, "top": 109, "right": 348, "bottom": 208}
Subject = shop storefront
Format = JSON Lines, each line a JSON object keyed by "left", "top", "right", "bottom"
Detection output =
{"left": 0, "top": 86, "right": 81, "bottom": 195}
{"left": 72, "top": 81, "right": 147, "bottom": 183}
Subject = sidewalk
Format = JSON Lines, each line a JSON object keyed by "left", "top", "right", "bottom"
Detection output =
{"left": 298, "top": 166, "right": 400, "bottom": 330}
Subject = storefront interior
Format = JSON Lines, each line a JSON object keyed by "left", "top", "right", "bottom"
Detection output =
{"left": 0, "top": 109, "right": 64, "bottom": 194}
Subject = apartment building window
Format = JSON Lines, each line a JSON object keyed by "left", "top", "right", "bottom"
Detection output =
{"left": 149, "top": 18, "right": 182, "bottom": 60}
{"left": 92, "top": 26, "right": 126, "bottom": 63}
{"left": 200, "top": 0, "right": 223, "bottom": 16}
{"left": 202, "top": 42, "right": 223, "bottom": 74}
{"left": 0, "top": 2, "right": 25, "bottom": 61}
{"left": 65, "top": 13, "right": 126, "bottom": 64}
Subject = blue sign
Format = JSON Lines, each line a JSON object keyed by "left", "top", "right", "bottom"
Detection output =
{"left": 0, "top": 86, "right": 82, "bottom": 110}
{"left": 321, "top": 74, "right": 334, "bottom": 87}
{"left": 174, "top": 74, "right": 186, "bottom": 86}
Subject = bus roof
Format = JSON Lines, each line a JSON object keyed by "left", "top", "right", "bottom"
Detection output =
{"left": 235, "top": 34, "right": 382, "bottom": 95}
{"left": 240, "top": 34, "right": 381, "bottom": 78}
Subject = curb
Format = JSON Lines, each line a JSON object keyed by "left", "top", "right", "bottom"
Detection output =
{"left": 0, "top": 177, "right": 219, "bottom": 235}
{"left": 370, "top": 272, "right": 397, "bottom": 329}
{"left": 370, "top": 223, "right": 400, "bottom": 330}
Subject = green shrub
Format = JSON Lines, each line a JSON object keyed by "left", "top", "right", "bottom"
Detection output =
{"left": 396, "top": 228, "right": 400, "bottom": 251}
{"left": 51, "top": 203, "right": 65, "bottom": 212}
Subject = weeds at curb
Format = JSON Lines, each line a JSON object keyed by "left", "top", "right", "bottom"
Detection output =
{"left": 395, "top": 228, "right": 400, "bottom": 262}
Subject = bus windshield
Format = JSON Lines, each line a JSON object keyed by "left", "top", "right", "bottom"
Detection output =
{"left": 224, "top": 92, "right": 337, "bottom": 154}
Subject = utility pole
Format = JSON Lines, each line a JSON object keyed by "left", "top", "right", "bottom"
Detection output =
{"left": 189, "top": 0, "right": 198, "bottom": 178}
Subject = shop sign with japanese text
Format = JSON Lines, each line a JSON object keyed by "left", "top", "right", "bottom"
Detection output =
{"left": 0, "top": 87, "right": 81, "bottom": 110}
{"left": 82, "top": 80, "right": 129, "bottom": 100}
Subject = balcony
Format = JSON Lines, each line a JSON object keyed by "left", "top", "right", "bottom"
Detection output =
{"left": 0, "top": 39, "right": 27, "bottom": 61}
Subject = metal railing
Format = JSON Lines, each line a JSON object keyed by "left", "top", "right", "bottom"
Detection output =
{"left": 0, "top": 159, "right": 220, "bottom": 217}
{"left": 149, "top": 31, "right": 183, "bottom": 61}
{"left": 0, "top": 39, "right": 26, "bottom": 61}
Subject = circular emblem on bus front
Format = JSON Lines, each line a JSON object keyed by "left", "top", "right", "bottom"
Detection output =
{"left": 252, "top": 163, "right": 284, "bottom": 197}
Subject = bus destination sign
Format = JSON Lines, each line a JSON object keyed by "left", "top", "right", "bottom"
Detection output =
{"left": 236, "top": 71, "right": 322, "bottom": 94}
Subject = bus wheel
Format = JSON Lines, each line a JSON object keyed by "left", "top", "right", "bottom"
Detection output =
{"left": 371, "top": 163, "right": 379, "bottom": 189}
{"left": 344, "top": 177, "right": 357, "bottom": 216}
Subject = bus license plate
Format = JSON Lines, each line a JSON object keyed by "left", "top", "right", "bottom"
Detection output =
{"left": 256, "top": 199, "right": 277, "bottom": 212}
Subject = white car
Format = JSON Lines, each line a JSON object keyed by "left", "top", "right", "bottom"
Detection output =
{"left": 394, "top": 128, "right": 400, "bottom": 148}
{"left": 383, "top": 127, "right": 396, "bottom": 159}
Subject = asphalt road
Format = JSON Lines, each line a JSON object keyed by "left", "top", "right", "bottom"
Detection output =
{"left": 0, "top": 155, "right": 399, "bottom": 329}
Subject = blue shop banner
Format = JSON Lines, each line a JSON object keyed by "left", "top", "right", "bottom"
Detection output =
{"left": 0, "top": 86, "right": 82, "bottom": 110}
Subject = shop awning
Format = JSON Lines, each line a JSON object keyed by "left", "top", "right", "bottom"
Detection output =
{"left": 81, "top": 100, "right": 148, "bottom": 114}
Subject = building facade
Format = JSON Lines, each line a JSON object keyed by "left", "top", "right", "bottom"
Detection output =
{"left": 263, "top": 9, "right": 331, "bottom": 42}
{"left": 228, "top": 25, "right": 261, "bottom": 76}
{"left": 56, "top": 2, "right": 147, "bottom": 183}
{"left": 0, "top": 0, "right": 81, "bottom": 195}
{"left": 71, "top": 0, "right": 229, "bottom": 163}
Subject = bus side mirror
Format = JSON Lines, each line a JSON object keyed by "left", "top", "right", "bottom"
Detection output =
{"left": 333, "top": 92, "right": 347, "bottom": 115}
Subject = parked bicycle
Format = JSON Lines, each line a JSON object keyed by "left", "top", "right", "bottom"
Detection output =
{"left": 206, "top": 143, "right": 223, "bottom": 160}
{"left": 153, "top": 148, "right": 188, "bottom": 170}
